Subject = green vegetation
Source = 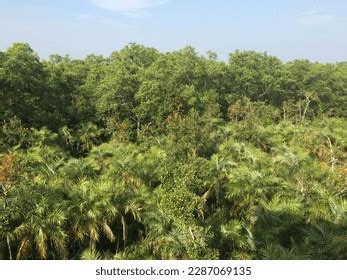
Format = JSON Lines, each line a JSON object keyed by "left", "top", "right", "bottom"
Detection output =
{"left": 0, "top": 43, "right": 346, "bottom": 260}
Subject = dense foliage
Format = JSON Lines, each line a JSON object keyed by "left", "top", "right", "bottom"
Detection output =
{"left": 0, "top": 43, "right": 346, "bottom": 260}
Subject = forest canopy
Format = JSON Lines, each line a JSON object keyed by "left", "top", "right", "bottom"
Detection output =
{"left": 0, "top": 43, "right": 346, "bottom": 260}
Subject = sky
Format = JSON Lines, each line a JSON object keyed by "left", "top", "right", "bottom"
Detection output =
{"left": 0, "top": 0, "right": 346, "bottom": 62}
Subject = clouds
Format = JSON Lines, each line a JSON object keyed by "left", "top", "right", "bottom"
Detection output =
{"left": 90, "top": 0, "right": 169, "bottom": 14}
{"left": 298, "top": 11, "right": 337, "bottom": 26}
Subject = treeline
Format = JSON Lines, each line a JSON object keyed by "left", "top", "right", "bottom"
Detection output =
{"left": 0, "top": 43, "right": 346, "bottom": 260}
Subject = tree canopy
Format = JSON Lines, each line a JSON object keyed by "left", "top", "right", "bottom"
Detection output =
{"left": 0, "top": 43, "right": 346, "bottom": 260}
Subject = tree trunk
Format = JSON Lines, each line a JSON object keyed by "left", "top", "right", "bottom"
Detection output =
{"left": 302, "top": 97, "right": 311, "bottom": 123}
{"left": 7, "top": 235, "right": 12, "bottom": 260}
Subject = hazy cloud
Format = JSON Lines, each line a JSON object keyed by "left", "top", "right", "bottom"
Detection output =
{"left": 90, "top": 0, "right": 169, "bottom": 13}
{"left": 298, "top": 10, "right": 336, "bottom": 26}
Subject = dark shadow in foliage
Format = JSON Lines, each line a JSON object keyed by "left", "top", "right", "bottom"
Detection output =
{"left": 251, "top": 206, "right": 347, "bottom": 260}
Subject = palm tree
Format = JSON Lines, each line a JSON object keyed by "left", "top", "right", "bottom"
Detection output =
{"left": 67, "top": 181, "right": 117, "bottom": 254}
{"left": 11, "top": 185, "right": 68, "bottom": 259}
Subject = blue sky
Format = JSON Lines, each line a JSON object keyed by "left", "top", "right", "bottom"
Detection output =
{"left": 0, "top": 0, "right": 346, "bottom": 61}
